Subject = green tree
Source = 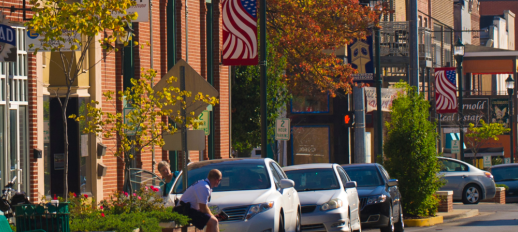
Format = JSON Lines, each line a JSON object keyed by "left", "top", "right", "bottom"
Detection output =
{"left": 231, "top": 39, "right": 290, "bottom": 157}
{"left": 26, "top": 0, "right": 138, "bottom": 200}
{"left": 465, "top": 119, "right": 509, "bottom": 162}
{"left": 384, "top": 82, "right": 444, "bottom": 217}
{"left": 72, "top": 69, "right": 218, "bottom": 192}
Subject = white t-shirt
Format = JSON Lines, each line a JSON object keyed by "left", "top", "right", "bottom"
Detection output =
{"left": 179, "top": 179, "right": 212, "bottom": 210}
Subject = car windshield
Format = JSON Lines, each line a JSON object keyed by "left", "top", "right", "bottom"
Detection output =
{"left": 491, "top": 166, "right": 518, "bottom": 182}
{"left": 172, "top": 163, "right": 271, "bottom": 193}
{"left": 285, "top": 168, "right": 340, "bottom": 192}
{"left": 342, "top": 166, "right": 383, "bottom": 187}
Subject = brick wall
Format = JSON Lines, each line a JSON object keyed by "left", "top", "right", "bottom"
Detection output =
{"left": 480, "top": 0, "right": 518, "bottom": 50}
{"left": 471, "top": 0, "right": 481, "bottom": 45}
{"left": 432, "top": 0, "right": 454, "bottom": 27}
{"left": 481, "top": 187, "right": 506, "bottom": 203}
{"left": 436, "top": 191, "right": 453, "bottom": 212}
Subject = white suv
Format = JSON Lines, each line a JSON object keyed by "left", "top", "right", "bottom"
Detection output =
{"left": 168, "top": 158, "right": 301, "bottom": 232}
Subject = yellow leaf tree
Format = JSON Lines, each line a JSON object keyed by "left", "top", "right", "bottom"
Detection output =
{"left": 466, "top": 119, "right": 510, "bottom": 164}
{"left": 26, "top": 0, "right": 139, "bottom": 200}
{"left": 71, "top": 70, "right": 218, "bottom": 193}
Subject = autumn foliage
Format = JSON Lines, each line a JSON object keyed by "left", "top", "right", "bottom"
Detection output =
{"left": 267, "top": 0, "right": 385, "bottom": 96}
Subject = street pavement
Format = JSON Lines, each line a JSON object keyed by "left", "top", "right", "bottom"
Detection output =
{"left": 365, "top": 203, "right": 518, "bottom": 232}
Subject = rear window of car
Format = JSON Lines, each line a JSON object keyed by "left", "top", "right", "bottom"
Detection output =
{"left": 173, "top": 163, "right": 271, "bottom": 193}
{"left": 491, "top": 166, "right": 518, "bottom": 182}
{"left": 285, "top": 168, "right": 340, "bottom": 192}
{"left": 342, "top": 166, "right": 383, "bottom": 187}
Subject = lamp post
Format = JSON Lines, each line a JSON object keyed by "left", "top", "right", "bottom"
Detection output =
{"left": 506, "top": 75, "right": 515, "bottom": 163}
{"left": 454, "top": 38, "right": 465, "bottom": 161}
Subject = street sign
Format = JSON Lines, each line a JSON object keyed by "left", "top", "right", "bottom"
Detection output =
{"left": 152, "top": 59, "right": 219, "bottom": 121}
{"left": 504, "top": 158, "right": 511, "bottom": 164}
{"left": 275, "top": 118, "right": 290, "bottom": 141}
{"left": 483, "top": 156, "right": 492, "bottom": 168}
{"left": 162, "top": 130, "right": 206, "bottom": 151}
{"left": 194, "top": 110, "right": 210, "bottom": 135}
{"left": 451, "top": 140, "right": 460, "bottom": 154}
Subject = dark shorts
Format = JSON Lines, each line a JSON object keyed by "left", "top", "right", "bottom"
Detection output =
{"left": 174, "top": 201, "right": 211, "bottom": 230}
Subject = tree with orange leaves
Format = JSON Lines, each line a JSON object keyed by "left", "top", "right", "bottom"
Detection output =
{"left": 267, "top": 0, "right": 384, "bottom": 96}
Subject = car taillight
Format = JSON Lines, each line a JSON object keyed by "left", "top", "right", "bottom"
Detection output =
{"left": 484, "top": 172, "right": 493, "bottom": 179}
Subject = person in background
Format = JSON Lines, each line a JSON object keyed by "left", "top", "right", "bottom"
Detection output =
{"left": 174, "top": 169, "right": 222, "bottom": 232}
{"left": 158, "top": 161, "right": 175, "bottom": 196}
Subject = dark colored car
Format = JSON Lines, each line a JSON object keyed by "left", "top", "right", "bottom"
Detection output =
{"left": 490, "top": 163, "right": 518, "bottom": 203}
{"left": 342, "top": 163, "right": 403, "bottom": 232}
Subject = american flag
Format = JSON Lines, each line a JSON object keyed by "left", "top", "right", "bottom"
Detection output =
{"left": 435, "top": 67, "right": 458, "bottom": 114}
{"left": 222, "top": 0, "right": 258, "bottom": 65}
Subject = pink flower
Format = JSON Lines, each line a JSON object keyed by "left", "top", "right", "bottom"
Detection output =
{"left": 133, "top": 193, "right": 137, "bottom": 197}
{"left": 138, "top": 196, "right": 141, "bottom": 200}
{"left": 84, "top": 194, "right": 88, "bottom": 198}
{"left": 150, "top": 186, "right": 155, "bottom": 191}
{"left": 145, "top": 186, "right": 149, "bottom": 190}
{"left": 73, "top": 193, "right": 77, "bottom": 198}
{"left": 100, "top": 205, "right": 103, "bottom": 209}
{"left": 124, "top": 192, "right": 129, "bottom": 197}
{"left": 101, "top": 212, "right": 105, "bottom": 217}
{"left": 153, "top": 187, "right": 159, "bottom": 192}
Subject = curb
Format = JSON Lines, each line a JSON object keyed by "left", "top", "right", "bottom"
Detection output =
{"left": 441, "top": 209, "right": 479, "bottom": 221}
{"left": 404, "top": 215, "right": 443, "bottom": 227}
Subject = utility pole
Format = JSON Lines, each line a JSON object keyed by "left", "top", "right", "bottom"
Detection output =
{"left": 374, "top": 28, "right": 383, "bottom": 164}
{"left": 409, "top": 0, "right": 419, "bottom": 92}
{"left": 260, "top": 0, "right": 268, "bottom": 158}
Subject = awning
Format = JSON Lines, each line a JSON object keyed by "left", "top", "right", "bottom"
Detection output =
{"left": 463, "top": 45, "right": 518, "bottom": 75}
{"left": 442, "top": 147, "right": 504, "bottom": 158}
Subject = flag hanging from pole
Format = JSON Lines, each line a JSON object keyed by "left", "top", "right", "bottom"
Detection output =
{"left": 222, "top": 0, "right": 258, "bottom": 65}
{"left": 435, "top": 67, "right": 458, "bottom": 114}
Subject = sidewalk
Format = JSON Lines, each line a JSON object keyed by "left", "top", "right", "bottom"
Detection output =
{"left": 437, "top": 209, "right": 479, "bottom": 221}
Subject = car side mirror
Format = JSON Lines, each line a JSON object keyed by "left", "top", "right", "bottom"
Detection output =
{"left": 345, "top": 181, "right": 357, "bottom": 188}
{"left": 280, "top": 179, "right": 295, "bottom": 189}
{"left": 388, "top": 179, "right": 398, "bottom": 187}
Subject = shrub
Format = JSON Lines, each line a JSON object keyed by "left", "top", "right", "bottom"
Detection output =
{"left": 384, "top": 82, "right": 445, "bottom": 217}
{"left": 496, "top": 184, "right": 509, "bottom": 191}
{"left": 67, "top": 186, "right": 189, "bottom": 231}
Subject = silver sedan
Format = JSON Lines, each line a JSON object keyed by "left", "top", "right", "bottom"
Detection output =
{"left": 438, "top": 157, "right": 496, "bottom": 204}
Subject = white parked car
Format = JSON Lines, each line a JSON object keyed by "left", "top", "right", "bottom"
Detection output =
{"left": 168, "top": 158, "right": 301, "bottom": 232}
{"left": 283, "top": 164, "right": 361, "bottom": 232}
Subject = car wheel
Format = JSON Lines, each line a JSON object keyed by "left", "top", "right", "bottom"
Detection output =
{"left": 462, "top": 184, "right": 481, "bottom": 204}
{"left": 279, "top": 213, "right": 285, "bottom": 232}
{"left": 394, "top": 204, "right": 404, "bottom": 232}
{"left": 295, "top": 210, "right": 301, "bottom": 232}
{"left": 380, "top": 205, "right": 394, "bottom": 232}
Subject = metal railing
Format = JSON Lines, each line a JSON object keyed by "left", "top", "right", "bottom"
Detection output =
{"left": 380, "top": 22, "right": 409, "bottom": 57}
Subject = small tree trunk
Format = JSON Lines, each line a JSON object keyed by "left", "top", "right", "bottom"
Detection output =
{"left": 61, "top": 92, "right": 71, "bottom": 202}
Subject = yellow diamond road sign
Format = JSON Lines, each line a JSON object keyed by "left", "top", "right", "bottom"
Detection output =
{"left": 152, "top": 59, "right": 219, "bottom": 119}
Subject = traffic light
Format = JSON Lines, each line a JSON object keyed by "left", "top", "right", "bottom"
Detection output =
{"left": 343, "top": 112, "right": 355, "bottom": 127}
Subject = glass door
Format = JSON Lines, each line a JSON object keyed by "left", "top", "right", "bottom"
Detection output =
{"left": 8, "top": 104, "right": 28, "bottom": 193}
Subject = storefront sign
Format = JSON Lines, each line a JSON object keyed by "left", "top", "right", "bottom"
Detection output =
{"left": 365, "top": 87, "right": 404, "bottom": 112}
{"left": 26, "top": 28, "right": 81, "bottom": 52}
{"left": 439, "top": 98, "right": 489, "bottom": 127}
{"left": 112, "top": 0, "right": 149, "bottom": 22}
{"left": 0, "top": 13, "right": 16, "bottom": 62}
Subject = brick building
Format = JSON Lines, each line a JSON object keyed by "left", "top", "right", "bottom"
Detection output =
{"left": 0, "top": 0, "right": 230, "bottom": 202}
{"left": 480, "top": 0, "right": 518, "bottom": 50}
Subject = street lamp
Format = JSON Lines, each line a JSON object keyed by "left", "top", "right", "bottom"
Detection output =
{"left": 454, "top": 38, "right": 465, "bottom": 161}
{"left": 506, "top": 75, "right": 515, "bottom": 163}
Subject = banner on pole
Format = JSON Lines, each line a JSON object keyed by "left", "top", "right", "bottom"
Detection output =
{"left": 222, "top": 0, "right": 258, "bottom": 65}
{"left": 364, "top": 87, "right": 403, "bottom": 112}
{"left": 435, "top": 67, "right": 458, "bottom": 114}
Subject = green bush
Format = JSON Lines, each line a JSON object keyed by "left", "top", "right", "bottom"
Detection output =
{"left": 496, "top": 184, "right": 509, "bottom": 191}
{"left": 384, "top": 82, "right": 445, "bottom": 217}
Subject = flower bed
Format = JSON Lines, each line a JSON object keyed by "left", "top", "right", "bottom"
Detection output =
{"left": 61, "top": 186, "right": 190, "bottom": 231}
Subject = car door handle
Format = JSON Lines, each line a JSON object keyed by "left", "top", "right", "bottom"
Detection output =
{"left": 462, "top": 175, "right": 467, "bottom": 178}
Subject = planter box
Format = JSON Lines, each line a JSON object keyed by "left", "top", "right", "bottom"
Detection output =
{"left": 481, "top": 187, "right": 505, "bottom": 204}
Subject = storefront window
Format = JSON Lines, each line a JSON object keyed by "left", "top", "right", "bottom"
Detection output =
{"left": 291, "top": 93, "right": 330, "bottom": 113}
{"left": 291, "top": 126, "right": 330, "bottom": 164}
{"left": 0, "top": 106, "right": 4, "bottom": 183}
{"left": 19, "top": 106, "right": 28, "bottom": 192}
{"left": 78, "top": 98, "right": 92, "bottom": 194}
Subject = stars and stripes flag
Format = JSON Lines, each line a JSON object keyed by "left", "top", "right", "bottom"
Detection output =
{"left": 435, "top": 67, "right": 458, "bottom": 114}
{"left": 222, "top": 0, "right": 258, "bottom": 65}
